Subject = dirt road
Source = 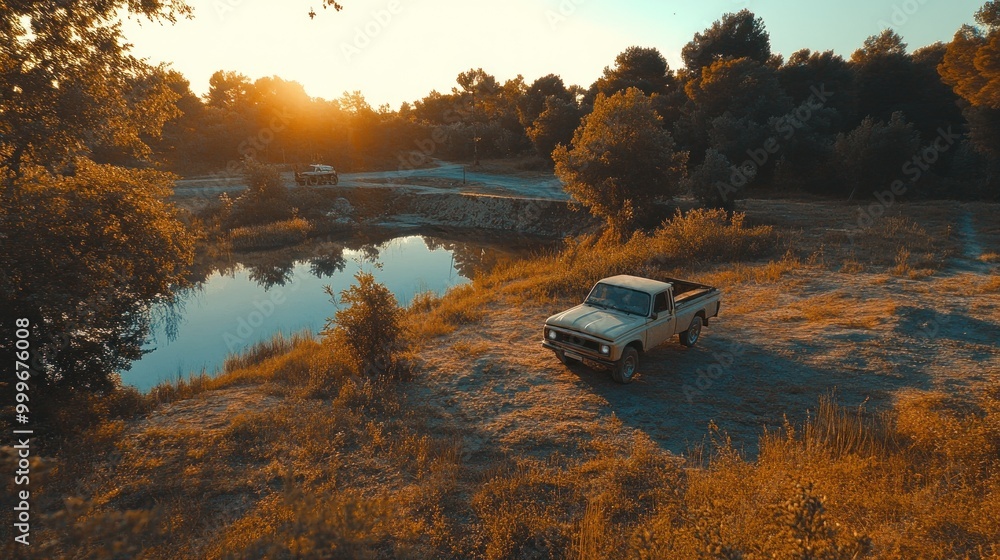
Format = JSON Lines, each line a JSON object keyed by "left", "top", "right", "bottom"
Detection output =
{"left": 171, "top": 160, "right": 569, "bottom": 202}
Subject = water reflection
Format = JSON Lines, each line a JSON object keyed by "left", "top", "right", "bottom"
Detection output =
{"left": 123, "top": 233, "right": 549, "bottom": 391}
{"left": 309, "top": 250, "right": 347, "bottom": 279}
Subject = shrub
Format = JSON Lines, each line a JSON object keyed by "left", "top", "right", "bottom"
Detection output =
{"left": 655, "top": 208, "right": 776, "bottom": 263}
{"left": 834, "top": 112, "right": 920, "bottom": 200}
{"left": 323, "top": 271, "right": 405, "bottom": 377}
{"left": 481, "top": 208, "right": 777, "bottom": 303}
{"left": 688, "top": 148, "right": 744, "bottom": 211}
{"left": 224, "top": 159, "right": 292, "bottom": 227}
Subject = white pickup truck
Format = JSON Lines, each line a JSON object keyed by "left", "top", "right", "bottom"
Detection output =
{"left": 542, "top": 275, "right": 722, "bottom": 384}
{"left": 295, "top": 164, "right": 339, "bottom": 186}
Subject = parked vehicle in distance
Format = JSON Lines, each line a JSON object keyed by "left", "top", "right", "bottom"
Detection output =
{"left": 542, "top": 275, "right": 722, "bottom": 384}
{"left": 295, "top": 164, "right": 339, "bottom": 186}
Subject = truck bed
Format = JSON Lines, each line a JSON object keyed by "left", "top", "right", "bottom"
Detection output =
{"left": 667, "top": 278, "right": 717, "bottom": 305}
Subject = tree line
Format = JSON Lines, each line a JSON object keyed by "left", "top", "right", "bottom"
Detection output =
{"left": 144, "top": 7, "right": 998, "bottom": 213}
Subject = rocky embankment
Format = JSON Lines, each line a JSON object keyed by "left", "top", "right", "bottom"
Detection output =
{"left": 335, "top": 188, "right": 597, "bottom": 237}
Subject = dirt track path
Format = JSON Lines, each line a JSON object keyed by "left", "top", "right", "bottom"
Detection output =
{"left": 955, "top": 207, "right": 990, "bottom": 274}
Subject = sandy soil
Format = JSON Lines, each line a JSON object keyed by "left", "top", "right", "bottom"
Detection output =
{"left": 405, "top": 205, "right": 1000, "bottom": 460}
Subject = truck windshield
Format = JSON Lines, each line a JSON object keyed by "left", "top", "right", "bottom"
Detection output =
{"left": 585, "top": 283, "right": 650, "bottom": 316}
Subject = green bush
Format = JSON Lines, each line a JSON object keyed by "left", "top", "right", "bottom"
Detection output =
{"left": 223, "top": 160, "right": 293, "bottom": 227}
{"left": 323, "top": 271, "right": 405, "bottom": 378}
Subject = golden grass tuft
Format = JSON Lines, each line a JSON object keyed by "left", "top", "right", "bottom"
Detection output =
{"left": 487, "top": 209, "right": 779, "bottom": 303}
{"left": 229, "top": 217, "right": 311, "bottom": 251}
{"left": 781, "top": 292, "right": 896, "bottom": 329}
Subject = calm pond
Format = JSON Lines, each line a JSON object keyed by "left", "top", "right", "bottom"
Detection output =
{"left": 122, "top": 234, "right": 543, "bottom": 391}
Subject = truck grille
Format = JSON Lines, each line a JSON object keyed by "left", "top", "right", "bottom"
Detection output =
{"left": 552, "top": 330, "right": 600, "bottom": 353}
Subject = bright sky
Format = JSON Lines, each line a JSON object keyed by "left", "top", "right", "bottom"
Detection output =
{"left": 122, "top": 0, "right": 983, "bottom": 109}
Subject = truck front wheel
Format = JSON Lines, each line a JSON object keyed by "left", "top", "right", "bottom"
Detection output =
{"left": 612, "top": 347, "right": 639, "bottom": 384}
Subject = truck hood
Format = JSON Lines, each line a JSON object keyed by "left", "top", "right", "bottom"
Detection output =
{"left": 545, "top": 304, "right": 647, "bottom": 341}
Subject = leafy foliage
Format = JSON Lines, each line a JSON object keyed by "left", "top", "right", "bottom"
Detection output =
{"left": 0, "top": 0, "right": 191, "bottom": 185}
{"left": 516, "top": 74, "right": 573, "bottom": 128}
{"left": 323, "top": 271, "right": 404, "bottom": 377}
{"left": 834, "top": 112, "right": 921, "bottom": 199}
{"left": 553, "top": 88, "right": 687, "bottom": 235}
{"left": 590, "top": 46, "right": 675, "bottom": 99}
{"left": 682, "top": 9, "right": 772, "bottom": 74}
{"left": 940, "top": 5, "right": 1000, "bottom": 164}
{"left": 0, "top": 161, "right": 195, "bottom": 391}
{"left": 526, "top": 96, "right": 583, "bottom": 162}
{"left": 689, "top": 149, "right": 740, "bottom": 210}
{"left": 778, "top": 49, "right": 857, "bottom": 130}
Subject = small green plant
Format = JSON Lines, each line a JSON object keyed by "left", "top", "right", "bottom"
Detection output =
{"left": 323, "top": 270, "right": 405, "bottom": 378}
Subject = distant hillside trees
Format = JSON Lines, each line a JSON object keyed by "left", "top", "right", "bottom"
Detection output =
{"left": 527, "top": 97, "right": 584, "bottom": 161}
{"left": 146, "top": 3, "right": 998, "bottom": 202}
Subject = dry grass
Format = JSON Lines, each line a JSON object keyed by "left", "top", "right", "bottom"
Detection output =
{"left": 29, "top": 334, "right": 997, "bottom": 559}
{"left": 222, "top": 330, "right": 313, "bottom": 373}
{"left": 780, "top": 291, "right": 898, "bottom": 329}
{"left": 451, "top": 340, "right": 490, "bottom": 357}
{"left": 17, "top": 201, "right": 1000, "bottom": 559}
{"left": 934, "top": 271, "right": 1000, "bottom": 295}
{"left": 229, "top": 217, "right": 311, "bottom": 251}
{"left": 406, "top": 284, "right": 493, "bottom": 342}
{"left": 970, "top": 203, "right": 1000, "bottom": 255}
{"left": 486, "top": 208, "right": 780, "bottom": 303}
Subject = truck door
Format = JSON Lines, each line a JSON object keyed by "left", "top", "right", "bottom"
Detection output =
{"left": 647, "top": 289, "right": 677, "bottom": 349}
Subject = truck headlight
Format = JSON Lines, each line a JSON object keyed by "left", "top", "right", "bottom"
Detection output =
{"left": 548, "top": 329, "right": 558, "bottom": 340}
{"left": 601, "top": 345, "right": 610, "bottom": 354}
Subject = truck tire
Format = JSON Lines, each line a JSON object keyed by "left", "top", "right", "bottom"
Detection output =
{"left": 308, "top": 176, "right": 319, "bottom": 186}
{"left": 555, "top": 350, "right": 579, "bottom": 366}
{"left": 331, "top": 174, "right": 339, "bottom": 185}
{"left": 679, "top": 316, "right": 703, "bottom": 347}
{"left": 612, "top": 347, "right": 639, "bottom": 384}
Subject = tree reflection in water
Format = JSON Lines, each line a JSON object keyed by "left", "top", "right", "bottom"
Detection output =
{"left": 247, "top": 261, "right": 296, "bottom": 289}
{"left": 309, "top": 250, "right": 347, "bottom": 278}
{"left": 197, "top": 232, "right": 552, "bottom": 290}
